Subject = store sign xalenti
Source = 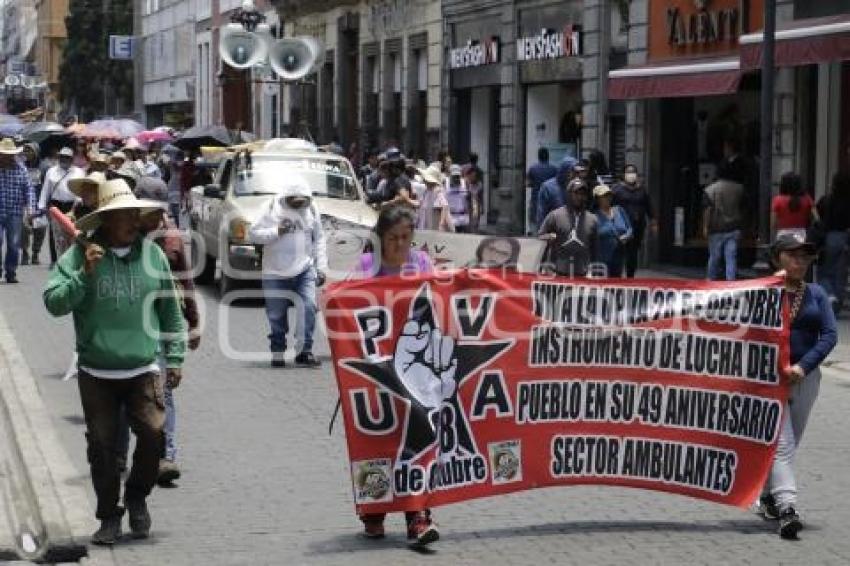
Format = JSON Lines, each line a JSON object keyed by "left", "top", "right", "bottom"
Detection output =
{"left": 649, "top": 0, "right": 763, "bottom": 60}
{"left": 449, "top": 37, "right": 500, "bottom": 69}
{"left": 667, "top": 0, "right": 739, "bottom": 46}
{"left": 517, "top": 25, "right": 582, "bottom": 61}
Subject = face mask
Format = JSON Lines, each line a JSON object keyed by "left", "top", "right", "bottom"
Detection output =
{"left": 625, "top": 173, "right": 637, "bottom": 184}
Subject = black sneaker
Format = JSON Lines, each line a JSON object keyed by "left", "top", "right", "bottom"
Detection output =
{"left": 5, "top": 276, "right": 18, "bottom": 284}
{"left": 125, "top": 496, "right": 152, "bottom": 539}
{"left": 157, "top": 458, "right": 181, "bottom": 486}
{"left": 779, "top": 506, "right": 802, "bottom": 539}
{"left": 31, "top": 257, "right": 40, "bottom": 265}
{"left": 294, "top": 352, "right": 321, "bottom": 368}
{"left": 271, "top": 352, "right": 286, "bottom": 368}
{"left": 91, "top": 514, "right": 123, "bottom": 545}
{"left": 758, "top": 494, "right": 780, "bottom": 520}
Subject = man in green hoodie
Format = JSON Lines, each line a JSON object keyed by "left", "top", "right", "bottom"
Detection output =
{"left": 43, "top": 178, "right": 186, "bottom": 545}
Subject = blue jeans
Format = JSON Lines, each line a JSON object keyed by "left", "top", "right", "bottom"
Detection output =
{"left": 707, "top": 229, "right": 739, "bottom": 281}
{"left": 263, "top": 267, "right": 317, "bottom": 353}
{"left": 169, "top": 203, "right": 181, "bottom": 228}
{"left": 818, "top": 231, "right": 849, "bottom": 309}
{"left": 0, "top": 214, "right": 23, "bottom": 279}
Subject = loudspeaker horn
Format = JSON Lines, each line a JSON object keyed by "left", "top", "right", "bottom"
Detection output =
{"left": 269, "top": 37, "right": 323, "bottom": 81}
{"left": 219, "top": 22, "right": 268, "bottom": 69}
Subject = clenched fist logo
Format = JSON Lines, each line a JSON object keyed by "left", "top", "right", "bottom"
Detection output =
{"left": 393, "top": 320, "right": 458, "bottom": 409}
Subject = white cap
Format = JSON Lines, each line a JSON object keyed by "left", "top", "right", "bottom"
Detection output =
{"left": 58, "top": 147, "right": 74, "bottom": 157}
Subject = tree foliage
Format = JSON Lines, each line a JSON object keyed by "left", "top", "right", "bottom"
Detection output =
{"left": 59, "top": 0, "right": 134, "bottom": 120}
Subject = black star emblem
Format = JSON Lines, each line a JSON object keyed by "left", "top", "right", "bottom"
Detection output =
{"left": 342, "top": 284, "right": 512, "bottom": 464}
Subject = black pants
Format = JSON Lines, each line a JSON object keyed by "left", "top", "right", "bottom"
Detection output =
{"left": 21, "top": 223, "right": 46, "bottom": 263}
{"left": 48, "top": 200, "right": 74, "bottom": 265}
{"left": 78, "top": 371, "right": 165, "bottom": 519}
{"left": 624, "top": 226, "right": 645, "bottom": 278}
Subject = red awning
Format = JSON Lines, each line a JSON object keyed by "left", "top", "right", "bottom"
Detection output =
{"left": 608, "top": 59, "right": 741, "bottom": 100}
{"left": 740, "top": 14, "right": 850, "bottom": 70}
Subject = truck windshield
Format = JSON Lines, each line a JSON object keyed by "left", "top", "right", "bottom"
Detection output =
{"left": 232, "top": 155, "right": 359, "bottom": 200}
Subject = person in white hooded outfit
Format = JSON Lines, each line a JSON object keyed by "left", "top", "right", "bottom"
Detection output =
{"left": 249, "top": 175, "right": 328, "bottom": 368}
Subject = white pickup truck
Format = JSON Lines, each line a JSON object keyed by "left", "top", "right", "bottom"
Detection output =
{"left": 188, "top": 138, "right": 377, "bottom": 295}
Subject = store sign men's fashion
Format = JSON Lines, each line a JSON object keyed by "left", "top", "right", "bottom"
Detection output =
{"left": 517, "top": 26, "right": 582, "bottom": 61}
{"left": 449, "top": 37, "right": 500, "bottom": 69}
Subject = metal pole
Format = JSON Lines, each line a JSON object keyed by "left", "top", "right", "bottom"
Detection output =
{"left": 759, "top": 0, "right": 776, "bottom": 249}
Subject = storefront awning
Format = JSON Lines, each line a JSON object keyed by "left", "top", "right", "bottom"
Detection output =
{"left": 608, "top": 59, "right": 741, "bottom": 100}
{"left": 740, "top": 14, "right": 850, "bottom": 70}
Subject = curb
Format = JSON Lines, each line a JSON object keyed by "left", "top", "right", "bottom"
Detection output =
{"left": 0, "top": 309, "right": 90, "bottom": 562}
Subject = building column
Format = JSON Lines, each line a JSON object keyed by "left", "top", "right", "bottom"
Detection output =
{"left": 581, "top": 0, "right": 606, "bottom": 157}
{"left": 624, "top": 0, "right": 648, "bottom": 175}
{"left": 497, "top": 2, "right": 519, "bottom": 233}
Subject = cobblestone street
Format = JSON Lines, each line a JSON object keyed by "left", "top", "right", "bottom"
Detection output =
{"left": 2, "top": 265, "right": 850, "bottom": 565}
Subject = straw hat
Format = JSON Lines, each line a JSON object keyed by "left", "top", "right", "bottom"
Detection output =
{"left": 68, "top": 172, "right": 107, "bottom": 198}
{"left": 114, "top": 161, "right": 144, "bottom": 184}
{"left": 0, "top": 138, "right": 22, "bottom": 155}
{"left": 418, "top": 165, "right": 444, "bottom": 186}
{"left": 75, "top": 179, "right": 167, "bottom": 232}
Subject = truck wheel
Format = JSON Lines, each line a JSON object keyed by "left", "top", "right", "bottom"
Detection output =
{"left": 218, "top": 266, "right": 238, "bottom": 297}
{"left": 192, "top": 239, "right": 216, "bottom": 285}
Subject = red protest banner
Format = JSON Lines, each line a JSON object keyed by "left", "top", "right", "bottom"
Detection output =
{"left": 323, "top": 270, "right": 790, "bottom": 515}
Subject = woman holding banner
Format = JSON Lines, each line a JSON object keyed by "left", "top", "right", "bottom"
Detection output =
{"left": 350, "top": 205, "right": 439, "bottom": 545}
{"left": 759, "top": 233, "right": 837, "bottom": 539}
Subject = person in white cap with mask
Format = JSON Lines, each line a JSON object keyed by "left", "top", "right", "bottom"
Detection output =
{"left": 39, "top": 146, "right": 84, "bottom": 266}
{"left": 249, "top": 175, "right": 327, "bottom": 369}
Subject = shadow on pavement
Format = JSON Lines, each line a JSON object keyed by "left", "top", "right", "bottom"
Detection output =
{"left": 304, "top": 518, "right": 791, "bottom": 556}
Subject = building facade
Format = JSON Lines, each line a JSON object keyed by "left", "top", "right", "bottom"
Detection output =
{"left": 610, "top": 0, "right": 850, "bottom": 267}
{"left": 441, "top": 0, "right": 625, "bottom": 234}
{"left": 137, "top": 0, "right": 197, "bottom": 127}
{"left": 0, "top": 0, "right": 49, "bottom": 116}
{"left": 275, "top": 0, "right": 442, "bottom": 159}
{"left": 35, "top": 0, "right": 69, "bottom": 118}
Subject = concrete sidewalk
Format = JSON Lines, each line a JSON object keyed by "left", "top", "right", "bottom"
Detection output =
{"left": 0, "top": 310, "right": 89, "bottom": 563}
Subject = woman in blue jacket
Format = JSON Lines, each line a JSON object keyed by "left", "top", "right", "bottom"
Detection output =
{"left": 593, "top": 184, "right": 632, "bottom": 277}
{"left": 758, "top": 233, "right": 837, "bottom": 539}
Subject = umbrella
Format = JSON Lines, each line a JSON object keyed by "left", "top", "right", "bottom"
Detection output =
{"left": 174, "top": 125, "right": 233, "bottom": 149}
{"left": 85, "top": 118, "right": 144, "bottom": 139}
{"left": 75, "top": 123, "right": 122, "bottom": 140}
{"left": 65, "top": 122, "right": 87, "bottom": 136}
{"left": 138, "top": 129, "right": 174, "bottom": 144}
{"left": 0, "top": 114, "right": 24, "bottom": 137}
{"left": 20, "top": 121, "right": 67, "bottom": 143}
